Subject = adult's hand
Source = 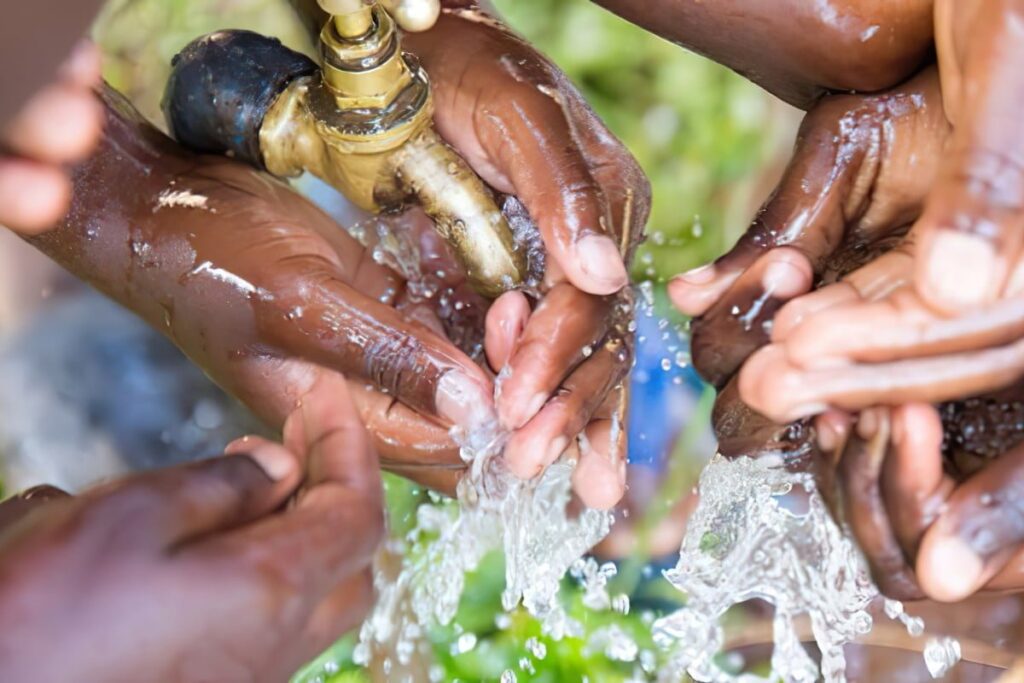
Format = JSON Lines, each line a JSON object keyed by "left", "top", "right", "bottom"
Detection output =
{"left": 0, "top": 41, "right": 103, "bottom": 234}
{"left": 736, "top": 0, "right": 1024, "bottom": 421}
{"left": 0, "top": 374, "right": 383, "bottom": 683}
{"left": 34, "top": 86, "right": 629, "bottom": 507}
{"left": 670, "top": 68, "right": 949, "bottom": 389}
{"left": 817, "top": 394, "right": 1024, "bottom": 604}
{"left": 405, "top": 1, "right": 650, "bottom": 296}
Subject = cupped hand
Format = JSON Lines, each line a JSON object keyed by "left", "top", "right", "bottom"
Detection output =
{"left": 35, "top": 85, "right": 629, "bottom": 507}
{"left": 404, "top": 1, "right": 650, "bottom": 296}
{"left": 0, "top": 373, "right": 383, "bottom": 683}
{"left": 670, "top": 67, "right": 949, "bottom": 388}
{"left": 0, "top": 41, "right": 103, "bottom": 234}
{"left": 813, "top": 390, "right": 1024, "bottom": 604}
{"left": 738, "top": 0, "right": 1024, "bottom": 421}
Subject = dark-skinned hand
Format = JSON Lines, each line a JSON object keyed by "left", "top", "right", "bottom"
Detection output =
{"left": 36, "top": 80, "right": 637, "bottom": 508}
{"left": 0, "top": 373, "right": 383, "bottom": 683}
{"left": 738, "top": 0, "right": 1024, "bottom": 422}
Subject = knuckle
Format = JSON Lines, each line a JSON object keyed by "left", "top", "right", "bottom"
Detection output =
{"left": 363, "top": 332, "right": 433, "bottom": 398}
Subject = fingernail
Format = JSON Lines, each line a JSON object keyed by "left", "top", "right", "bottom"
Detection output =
{"left": 922, "top": 536, "right": 983, "bottom": 602}
{"left": 576, "top": 234, "right": 629, "bottom": 294}
{"left": 858, "top": 410, "right": 879, "bottom": 440}
{"left": 499, "top": 390, "right": 548, "bottom": 431}
{"left": 817, "top": 421, "right": 839, "bottom": 452}
{"left": 247, "top": 444, "right": 297, "bottom": 482}
{"left": 925, "top": 230, "right": 998, "bottom": 308}
{"left": 436, "top": 370, "right": 496, "bottom": 431}
{"left": 677, "top": 263, "right": 716, "bottom": 285}
{"left": 762, "top": 260, "right": 808, "bottom": 299}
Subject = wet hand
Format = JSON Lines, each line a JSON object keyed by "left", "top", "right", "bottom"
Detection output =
{"left": 670, "top": 68, "right": 949, "bottom": 389}
{"left": 484, "top": 285, "right": 633, "bottom": 510}
{"left": 0, "top": 41, "right": 103, "bottom": 234}
{"left": 32, "top": 85, "right": 492, "bottom": 487}
{"left": 404, "top": 1, "right": 650, "bottom": 296}
{"left": 737, "top": 1, "right": 1024, "bottom": 421}
{"left": 0, "top": 374, "right": 383, "bottom": 683}
{"left": 818, "top": 397, "right": 1024, "bottom": 603}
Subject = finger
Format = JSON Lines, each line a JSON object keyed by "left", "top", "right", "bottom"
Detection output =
{"left": 505, "top": 337, "right": 630, "bottom": 479}
{"left": 257, "top": 268, "right": 495, "bottom": 431}
{"left": 669, "top": 94, "right": 878, "bottom": 318}
{"left": 81, "top": 445, "right": 301, "bottom": 550}
{"left": 784, "top": 286, "right": 1024, "bottom": 367}
{"left": 204, "top": 376, "right": 385, "bottom": 594}
{"left": 485, "top": 290, "right": 531, "bottom": 372}
{"left": 297, "top": 373, "right": 382, "bottom": 494}
{"left": 496, "top": 283, "right": 610, "bottom": 429}
{"left": 562, "top": 93, "right": 651, "bottom": 260}
{"left": 772, "top": 247, "right": 914, "bottom": 342}
{"left": 837, "top": 409, "right": 924, "bottom": 599}
{"left": 711, "top": 378, "right": 813, "bottom": 459}
{"left": 0, "top": 485, "right": 70, "bottom": 533}
{"left": 3, "top": 82, "right": 103, "bottom": 164}
{"left": 689, "top": 247, "right": 813, "bottom": 387}
{"left": 882, "top": 403, "right": 953, "bottom": 559}
{"left": 302, "top": 570, "right": 377, "bottom": 660}
{"left": 571, "top": 416, "right": 628, "bottom": 511}
{"left": 473, "top": 77, "right": 628, "bottom": 295}
{"left": 59, "top": 40, "right": 103, "bottom": 88}
{"left": 917, "top": 442, "right": 1024, "bottom": 602}
{"left": 740, "top": 337, "right": 1024, "bottom": 423}
{"left": 0, "top": 158, "right": 71, "bottom": 234}
{"left": 915, "top": 5, "right": 1024, "bottom": 314}
{"left": 347, "top": 381, "right": 461, "bottom": 471}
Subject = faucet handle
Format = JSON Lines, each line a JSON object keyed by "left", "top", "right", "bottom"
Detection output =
{"left": 317, "top": 0, "right": 440, "bottom": 33}
{"left": 380, "top": 0, "right": 441, "bottom": 32}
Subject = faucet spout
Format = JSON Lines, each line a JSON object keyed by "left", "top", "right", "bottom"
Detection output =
{"left": 164, "top": 1, "right": 527, "bottom": 297}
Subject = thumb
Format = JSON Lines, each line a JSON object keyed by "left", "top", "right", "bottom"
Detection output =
{"left": 917, "top": 442, "right": 1024, "bottom": 602}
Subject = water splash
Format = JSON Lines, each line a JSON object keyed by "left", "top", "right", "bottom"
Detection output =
{"left": 354, "top": 423, "right": 613, "bottom": 667}
{"left": 652, "top": 453, "right": 961, "bottom": 682}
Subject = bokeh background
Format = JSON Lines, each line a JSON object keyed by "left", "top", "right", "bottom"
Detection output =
{"left": 0, "top": 0, "right": 804, "bottom": 680}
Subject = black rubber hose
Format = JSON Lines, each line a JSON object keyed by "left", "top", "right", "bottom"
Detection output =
{"left": 163, "top": 30, "right": 317, "bottom": 168}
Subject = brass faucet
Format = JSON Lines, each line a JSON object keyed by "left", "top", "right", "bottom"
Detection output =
{"left": 260, "top": 0, "right": 527, "bottom": 297}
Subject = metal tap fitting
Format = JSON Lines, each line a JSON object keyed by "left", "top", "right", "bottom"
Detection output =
{"left": 164, "top": 0, "right": 526, "bottom": 298}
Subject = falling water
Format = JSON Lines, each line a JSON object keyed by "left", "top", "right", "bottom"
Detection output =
{"left": 353, "top": 421, "right": 614, "bottom": 670}
{"left": 298, "top": 183, "right": 963, "bottom": 680}
{"left": 652, "top": 453, "right": 961, "bottom": 682}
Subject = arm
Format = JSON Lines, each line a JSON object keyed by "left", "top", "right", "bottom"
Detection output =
{"left": 591, "top": 0, "right": 934, "bottom": 108}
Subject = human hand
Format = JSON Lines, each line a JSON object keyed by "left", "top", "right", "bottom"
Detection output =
{"left": 669, "top": 68, "right": 949, "bottom": 390}
{"left": 33, "top": 85, "right": 629, "bottom": 507}
{"left": 737, "top": 1, "right": 1024, "bottom": 420}
{"left": 0, "top": 41, "right": 103, "bottom": 234}
{"left": 813, "top": 392, "right": 1024, "bottom": 604}
{"left": 0, "top": 373, "right": 383, "bottom": 683}
{"left": 404, "top": 1, "right": 650, "bottom": 296}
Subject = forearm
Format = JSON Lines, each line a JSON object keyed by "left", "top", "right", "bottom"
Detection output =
{"left": 590, "top": 0, "right": 934, "bottom": 109}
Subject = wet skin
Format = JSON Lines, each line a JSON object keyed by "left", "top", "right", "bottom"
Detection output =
{"left": 404, "top": 5, "right": 651, "bottom": 501}
{"left": 676, "top": 65, "right": 1024, "bottom": 601}
{"left": 30, "top": 80, "right": 636, "bottom": 508}
{"left": 591, "top": 0, "right": 933, "bottom": 109}
{"left": 0, "top": 374, "right": 384, "bottom": 683}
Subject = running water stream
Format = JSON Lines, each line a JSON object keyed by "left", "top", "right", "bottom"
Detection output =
{"left": 302, "top": 190, "right": 962, "bottom": 681}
